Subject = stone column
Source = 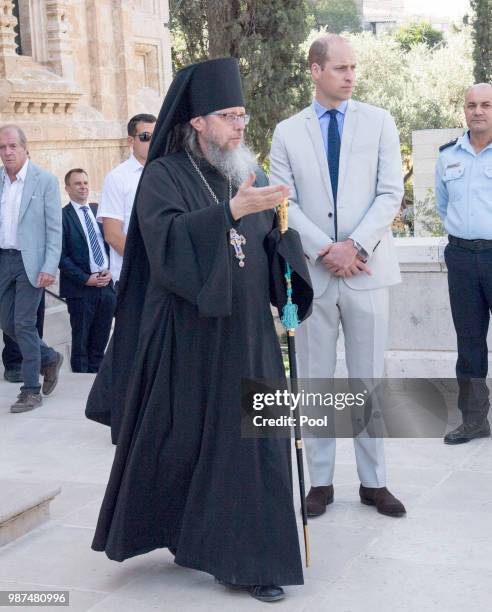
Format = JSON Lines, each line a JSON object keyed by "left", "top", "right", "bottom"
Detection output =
{"left": 0, "top": 0, "right": 19, "bottom": 75}
{"left": 45, "top": 0, "right": 74, "bottom": 79}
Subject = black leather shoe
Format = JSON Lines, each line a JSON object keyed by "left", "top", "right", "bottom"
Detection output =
{"left": 247, "top": 585, "right": 285, "bottom": 602}
{"left": 444, "top": 421, "right": 491, "bottom": 444}
{"left": 215, "top": 578, "right": 285, "bottom": 602}
{"left": 4, "top": 369, "right": 23, "bottom": 383}
{"left": 306, "top": 485, "right": 334, "bottom": 517}
{"left": 359, "top": 485, "right": 406, "bottom": 517}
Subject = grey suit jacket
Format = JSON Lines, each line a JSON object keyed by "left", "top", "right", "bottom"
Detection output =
{"left": 269, "top": 100, "right": 404, "bottom": 298}
{"left": 0, "top": 161, "right": 62, "bottom": 287}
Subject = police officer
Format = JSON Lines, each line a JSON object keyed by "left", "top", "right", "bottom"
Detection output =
{"left": 436, "top": 83, "right": 492, "bottom": 444}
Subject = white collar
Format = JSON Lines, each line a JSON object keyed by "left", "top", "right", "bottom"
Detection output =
{"left": 128, "top": 153, "right": 144, "bottom": 172}
{"left": 3, "top": 158, "right": 29, "bottom": 184}
{"left": 71, "top": 200, "right": 90, "bottom": 209}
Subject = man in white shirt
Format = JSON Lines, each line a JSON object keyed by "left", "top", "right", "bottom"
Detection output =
{"left": 0, "top": 125, "right": 63, "bottom": 413}
{"left": 59, "top": 169, "right": 116, "bottom": 373}
{"left": 98, "top": 114, "right": 156, "bottom": 287}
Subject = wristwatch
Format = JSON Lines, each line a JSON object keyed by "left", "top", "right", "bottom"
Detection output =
{"left": 351, "top": 239, "right": 368, "bottom": 263}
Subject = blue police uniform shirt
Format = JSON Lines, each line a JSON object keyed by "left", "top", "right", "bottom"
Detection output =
{"left": 313, "top": 98, "right": 348, "bottom": 154}
{"left": 435, "top": 131, "right": 492, "bottom": 239}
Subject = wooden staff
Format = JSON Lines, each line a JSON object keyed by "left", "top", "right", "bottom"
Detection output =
{"left": 277, "top": 198, "right": 310, "bottom": 568}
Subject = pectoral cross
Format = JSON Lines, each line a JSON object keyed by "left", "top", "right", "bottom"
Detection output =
{"left": 230, "top": 228, "right": 246, "bottom": 268}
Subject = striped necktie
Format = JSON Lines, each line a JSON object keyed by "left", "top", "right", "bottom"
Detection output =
{"left": 81, "top": 206, "right": 105, "bottom": 267}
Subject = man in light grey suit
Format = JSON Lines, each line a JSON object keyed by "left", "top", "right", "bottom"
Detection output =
{"left": 0, "top": 125, "right": 63, "bottom": 413}
{"left": 270, "top": 35, "right": 406, "bottom": 517}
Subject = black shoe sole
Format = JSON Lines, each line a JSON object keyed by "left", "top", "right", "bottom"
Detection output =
{"left": 248, "top": 591, "right": 285, "bottom": 602}
{"left": 444, "top": 430, "right": 491, "bottom": 445}
{"left": 215, "top": 579, "right": 285, "bottom": 602}
{"left": 360, "top": 497, "right": 406, "bottom": 517}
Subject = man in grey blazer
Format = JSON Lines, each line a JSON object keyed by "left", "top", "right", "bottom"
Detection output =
{"left": 270, "top": 35, "right": 405, "bottom": 517}
{"left": 0, "top": 125, "right": 63, "bottom": 413}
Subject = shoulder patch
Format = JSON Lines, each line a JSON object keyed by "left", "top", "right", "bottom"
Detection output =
{"left": 439, "top": 138, "right": 458, "bottom": 152}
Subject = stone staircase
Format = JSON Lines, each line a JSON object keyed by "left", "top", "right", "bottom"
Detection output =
{"left": 1, "top": 296, "right": 70, "bottom": 547}
{"left": 0, "top": 480, "right": 61, "bottom": 547}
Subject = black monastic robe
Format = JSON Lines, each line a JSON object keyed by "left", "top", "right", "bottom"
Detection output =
{"left": 86, "top": 151, "right": 313, "bottom": 586}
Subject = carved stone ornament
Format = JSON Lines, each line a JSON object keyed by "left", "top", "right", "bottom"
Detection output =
{"left": 0, "top": 58, "right": 81, "bottom": 114}
{"left": 0, "top": 1, "right": 80, "bottom": 115}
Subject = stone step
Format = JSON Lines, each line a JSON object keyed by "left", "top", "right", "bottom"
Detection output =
{"left": 43, "top": 303, "right": 71, "bottom": 348}
{"left": 0, "top": 480, "right": 61, "bottom": 547}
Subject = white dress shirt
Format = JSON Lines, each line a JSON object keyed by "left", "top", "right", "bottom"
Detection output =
{"left": 97, "top": 154, "right": 143, "bottom": 282}
{"left": 71, "top": 201, "right": 109, "bottom": 273}
{"left": 0, "top": 159, "right": 29, "bottom": 249}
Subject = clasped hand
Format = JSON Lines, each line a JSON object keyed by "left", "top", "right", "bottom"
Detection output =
{"left": 318, "top": 240, "right": 372, "bottom": 278}
{"left": 86, "top": 271, "right": 112, "bottom": 287}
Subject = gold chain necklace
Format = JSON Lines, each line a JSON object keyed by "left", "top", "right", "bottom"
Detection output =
{"left": 186, "top": 150, "right": 246, "bottom": 268}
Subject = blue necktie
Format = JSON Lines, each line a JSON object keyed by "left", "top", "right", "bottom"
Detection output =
{"left": 327, "top": 109, "right": 340, "bottom": 239}
{"left": 81, "top": 206, "right": 105, "bottom": 267}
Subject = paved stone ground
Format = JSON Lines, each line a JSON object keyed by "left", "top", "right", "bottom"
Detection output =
{"left": 1, "top": 372, "right": 492, "bottom": 612}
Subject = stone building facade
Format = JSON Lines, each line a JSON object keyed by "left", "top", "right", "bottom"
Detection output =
{"left": 360, "top": 0, "right": 470, "bottom": 33}
{"left": 0, "top": 0, "right": 172, "bottom": 199}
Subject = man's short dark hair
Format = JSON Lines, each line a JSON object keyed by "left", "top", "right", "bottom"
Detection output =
{"left": 65, "top": 168, "right": 88, "bottom": 185}
{"left": 127, "top": 114, "right": 157, "bottom": 137}
{"left": 308, "top": 34, "right": 348, "bottom": 69}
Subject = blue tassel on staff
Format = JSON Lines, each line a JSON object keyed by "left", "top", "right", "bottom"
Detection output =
{"left": 281, "top": 263, "right": 300, "bottom": 330}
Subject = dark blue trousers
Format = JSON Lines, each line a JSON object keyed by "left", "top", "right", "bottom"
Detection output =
{"left": 66, "top": 285, "right": 116, "bottom": 373}
{"left": 445, "top": 243, "right": 492, "bottom": 424}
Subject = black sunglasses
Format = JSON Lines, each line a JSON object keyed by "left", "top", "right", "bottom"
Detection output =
{"left": 136, "top": 131, "right": 152, "bottom": 142}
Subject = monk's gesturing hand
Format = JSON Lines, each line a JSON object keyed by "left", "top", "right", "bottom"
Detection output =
{"left": 229, "top": 173, "right": 289, "bottom": 220}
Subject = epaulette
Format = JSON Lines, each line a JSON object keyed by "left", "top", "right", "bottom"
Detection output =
{"left": 439, "top": 138, "right": 458, "bottom": 152}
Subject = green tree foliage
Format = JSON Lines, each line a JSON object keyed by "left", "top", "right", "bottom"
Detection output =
{"left": 470, "top": 0, "right": 492, "bottom": 82}
{"left": 347, "top": 30, "right": 472, "bottom": 155}
{"left": 393, "top": 21, "right": 444, "bottom": 52}
{"left": 343, "top": 29, "right": 472, "bottom": 235}
{"left": 307, "top": 0, "right": 362, "bottom": 33}
{"left": 169, "top": 0, "right": 312, "bottom": 162}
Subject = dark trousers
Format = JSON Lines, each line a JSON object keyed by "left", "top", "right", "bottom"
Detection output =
{"left": 2, "top": 291, "right": 45, "bottom": 371}
{"left": 66, "top": 285, "right": 116, "bottom": 373}
{"left": 0, "top": 251, "right": 57, "bottom": 392}
{"left": 445, "top": 243, "right": 492, "bottom": 424}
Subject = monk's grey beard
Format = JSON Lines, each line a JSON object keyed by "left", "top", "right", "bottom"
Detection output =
{"left": 177, "top": 122, "right": 258, "bottom": 186}
{"left": 204, "top": 139, "right": 258, "bottom": 187}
